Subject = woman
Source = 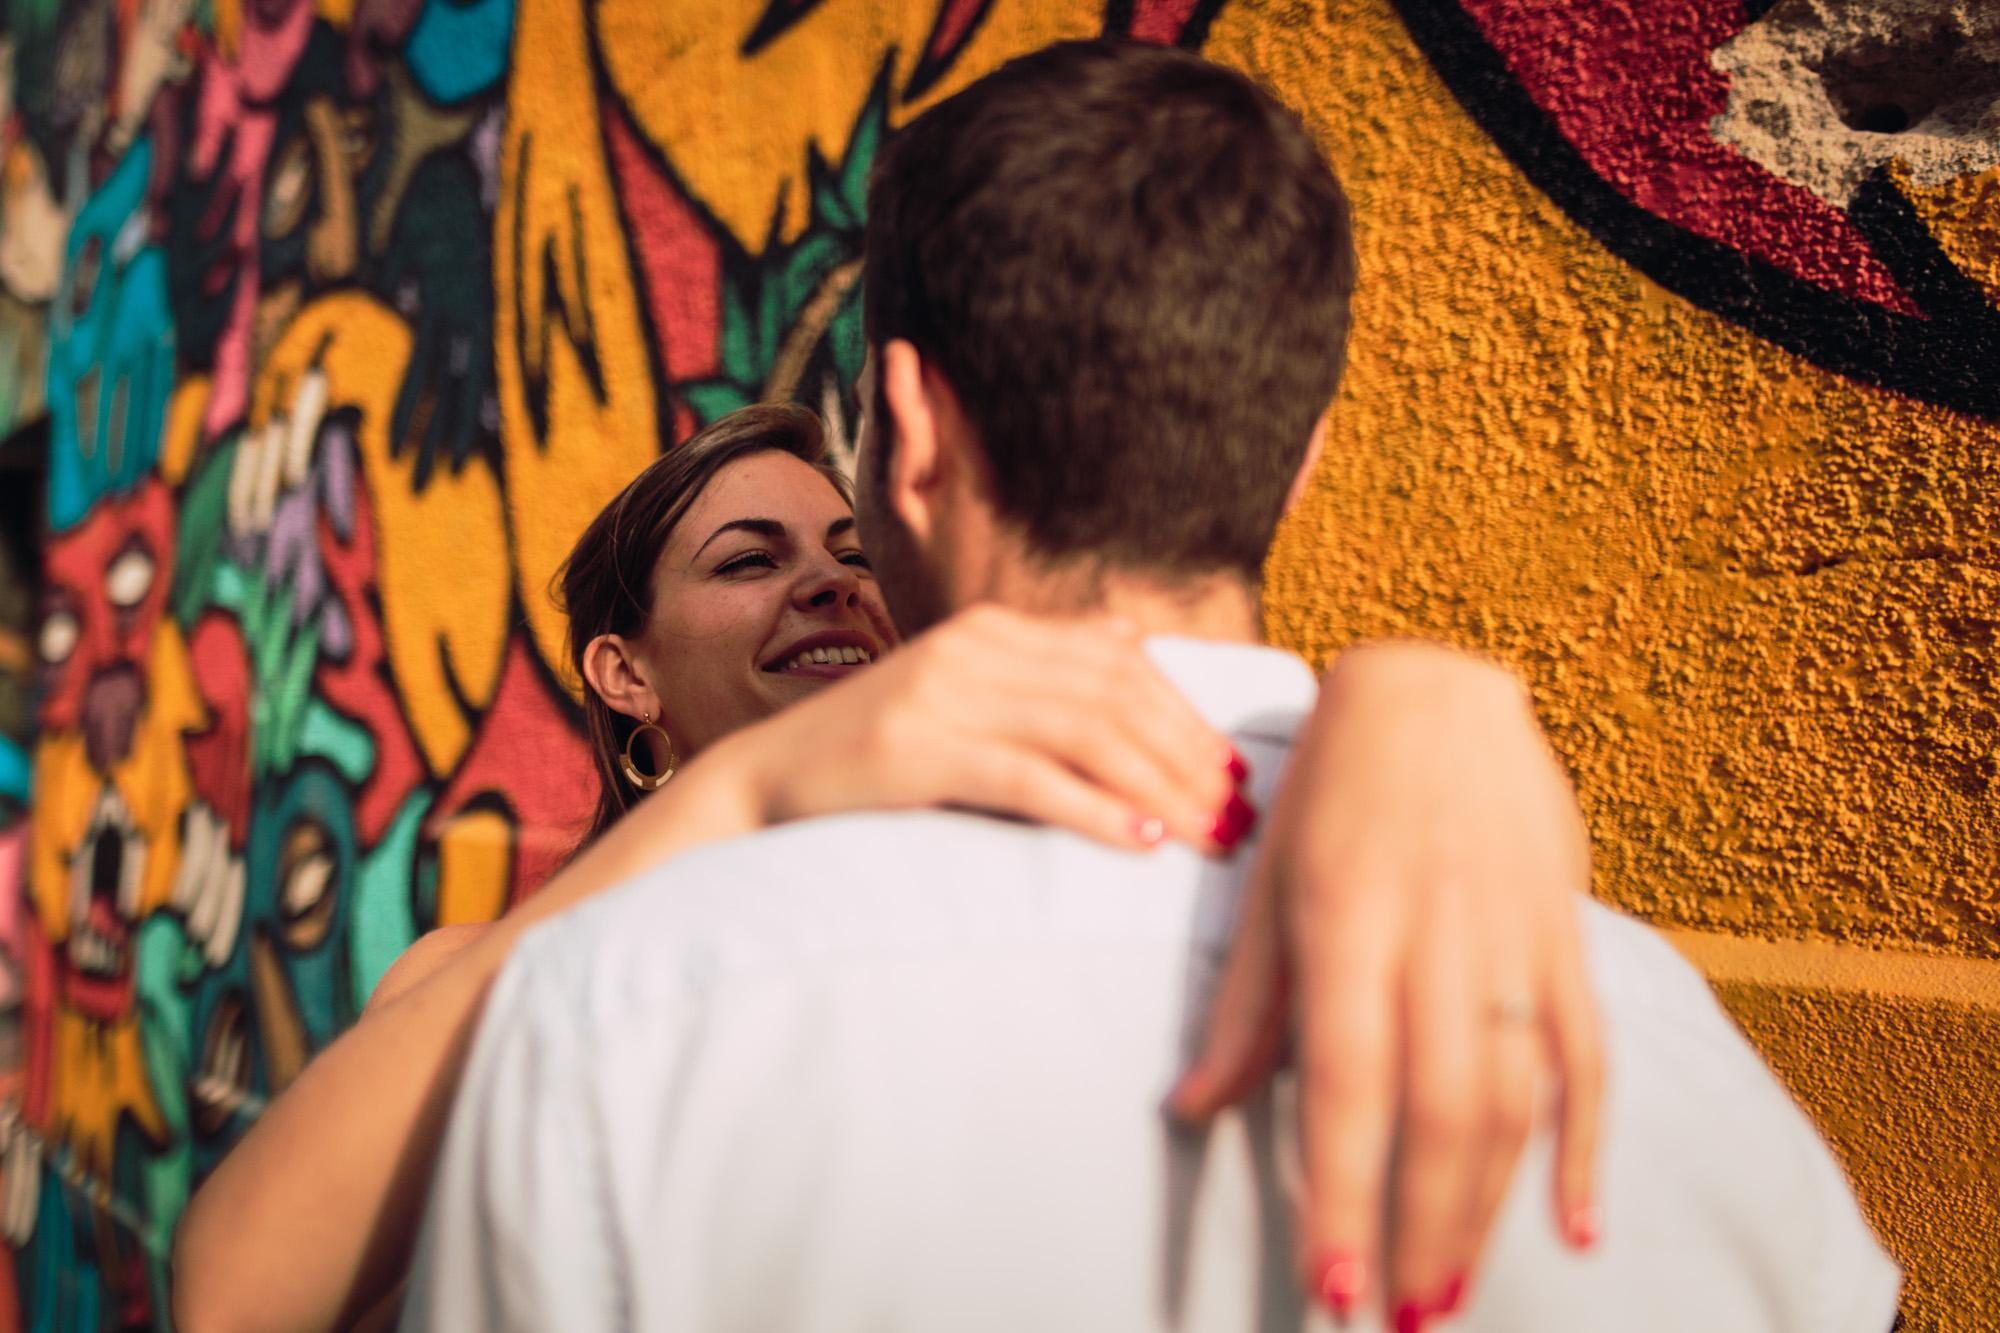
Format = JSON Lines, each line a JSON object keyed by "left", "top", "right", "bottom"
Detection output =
{"left": 173, "top": 406, "right": 1600, "bottom": 1331}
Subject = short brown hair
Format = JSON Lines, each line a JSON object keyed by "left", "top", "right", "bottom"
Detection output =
{"left": 864, "top": 39, "right": 1356, "bottom": 585}
{"left": 556, "top": 404, "right": 846, "bottom": 844}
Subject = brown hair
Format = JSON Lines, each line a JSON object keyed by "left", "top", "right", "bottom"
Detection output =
{"left": 864, "top": 39, "right": 1356, "bottom": 585}
{"left": 557, "top": 403, "right": 848, "bottom": 846}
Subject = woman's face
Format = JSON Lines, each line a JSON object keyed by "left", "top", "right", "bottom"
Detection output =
{"left": 633, "top": 450, "right": 898, "bottom": 757}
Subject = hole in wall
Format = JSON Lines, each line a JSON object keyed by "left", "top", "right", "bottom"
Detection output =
{"left": 1710, "top": 0, "right": 2000, "bottom": 206}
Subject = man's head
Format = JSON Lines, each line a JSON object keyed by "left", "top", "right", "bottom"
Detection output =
{"left": 855, "top": 39, "right": 1356, "bottom": 635}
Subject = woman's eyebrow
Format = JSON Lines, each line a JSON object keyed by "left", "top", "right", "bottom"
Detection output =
{"left": 691, "top": 518, "right": 786, "bottom": 563}
{"left": 827, "top": 517, "right": 855, "bottom": 541}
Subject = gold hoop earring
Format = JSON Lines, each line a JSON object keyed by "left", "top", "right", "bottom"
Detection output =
{"left": 619, "top": 712, "right": 677, "bottom": 790}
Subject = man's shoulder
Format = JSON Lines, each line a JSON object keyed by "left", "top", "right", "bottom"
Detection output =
{"left": 506, "top": 808, "right": 1205, "bottom": 1028}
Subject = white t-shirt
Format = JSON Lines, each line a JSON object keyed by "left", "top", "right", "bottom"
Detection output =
{"left": 403, "top": 637, "right": 1899, "bottom": 1333}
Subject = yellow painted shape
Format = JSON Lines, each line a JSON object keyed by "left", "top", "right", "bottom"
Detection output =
{"left": 432, "top": 807, "right": 513, "bottom": 927}
{"left": 592, "top": 0, "right": 1095, "bottom": 248}
{"left": 1215, "top": 0, "right": 2000, "bottom": 957}
{"left": 27, "top": 733, "right": 94, "bottom": 941}
{"left": 252, "top": 294, "right": 509, "bottom": 778}
{"left": 155, "top": 374, "right": 210, "bottom": 486}
{"left": 495, "top": 0, "right": 666, "bottom": 682}
{"left": 1901, "top": 164, "right": 2000, "bottom": 307}
{"left": 48, "top": 1007, "right": 165, "bottom": 1184}
{"left": 28, "top": 624, "right": 202, "bottom": 938}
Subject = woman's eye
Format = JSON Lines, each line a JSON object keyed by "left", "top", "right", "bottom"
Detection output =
{"left": 838, "top": 551, "right": 873, "bottom": 571}
{"left": 717, "top": 552, "right": 778, "bottom": 575}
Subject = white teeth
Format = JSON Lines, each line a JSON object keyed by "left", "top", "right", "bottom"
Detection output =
{"left": 777, "top": 646, "right": 874, "bottom": 671}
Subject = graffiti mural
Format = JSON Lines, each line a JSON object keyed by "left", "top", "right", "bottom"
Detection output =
{"left": 3, "top": 0, "right": 1990, "bottom": 1323}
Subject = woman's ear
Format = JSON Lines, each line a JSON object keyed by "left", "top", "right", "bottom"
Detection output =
{"left": 581, "top": 633, "right": 660, "bottom": 721}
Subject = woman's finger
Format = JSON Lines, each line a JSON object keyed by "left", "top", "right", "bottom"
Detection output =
{"left": 1545, "top": 906, "right": 1605, "bottom": 1249}
{"left": 1292, "top": 886, "right": 1400, "bottom": 1322}
{"left": 936, "top": 736, "right": 1169, "bottom": 849}
{"left": 931, "top": 664, "right": 1237, "bottom": 852}
{"left": 1166, "top": 849, "right": 1290, "bottom": 1119}
{"left": 1383, "top": 876, "right": 1484, "bottom": 1329}
{"left": 1031, "top": 621, "right": 1241, "bottom": 830}
{"left": 1459, "top": 987, "right": 1542, "bottom": 1314}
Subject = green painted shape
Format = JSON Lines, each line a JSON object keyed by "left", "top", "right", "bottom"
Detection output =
{"left": 172, "top": 439, "right": 237, "bottom": 624}
{"left": 133, "top": 913, "right": 195, "bottom": 1320}
{"left": 351, "top": 789, "right": 430, "bottom": 1005}
{"left": 298, "top": 699, "right": 374, "bottom": 783}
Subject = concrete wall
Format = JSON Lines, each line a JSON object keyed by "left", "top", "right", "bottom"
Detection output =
{"left": 0, "top": 0, "right": 1991, "bottom": 1326}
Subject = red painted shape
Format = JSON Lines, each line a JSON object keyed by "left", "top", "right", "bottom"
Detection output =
{"left": 1454, "top": 0, "right": 1917, "bottom": 313}
{"left": 602, "top": 96, "right": 722, "bottom": 384}
{"left": 20, "top": 914, "right": 51, "bottom": 1128}
{"left": 40, "top": 485, "right": 176, "bottom": 732}
{"left": 429, "top": 636, "right": 595, "bottom": 908}
{"left": 924, "top": 0, "right": 988, "bottom": 59}
{"left": 1128, "top": 0, "right": 1203, "bottom": 44}
{"left": 312, "top": 481, "right": 426, "bottom": 847}
{"left": 183, "top": 612, "right": 254, "bottom": 843}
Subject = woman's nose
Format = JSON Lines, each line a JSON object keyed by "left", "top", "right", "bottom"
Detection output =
{"left": 793, "top": 552, "right": 860, "bottom": 610}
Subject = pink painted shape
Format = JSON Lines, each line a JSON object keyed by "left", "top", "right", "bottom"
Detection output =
{"left": 924, "top": 0, "right": 989, "bottom": 60}
{"left": 602, "top": 97, "right": 722, "bottom": 384}
{"left": 429, "top": 635, "right": 595, "bottom": 908}
{"left": 1128, "top": 0, "right": 1203, "bottom": 45}
{"left": 1455, "top": 0, "right": 1918, "bottom": 313}
{"left": 191, "top": 46, "right": 277, "bottom": 438}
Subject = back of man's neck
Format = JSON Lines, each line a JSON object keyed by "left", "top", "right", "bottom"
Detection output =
{"left": 976, "top": 560, "right": 1264, "bottom": 644}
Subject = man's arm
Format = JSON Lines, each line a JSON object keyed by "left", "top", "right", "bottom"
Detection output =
{"left": 399, "top": 946, "right": 621, "bottom": 1333}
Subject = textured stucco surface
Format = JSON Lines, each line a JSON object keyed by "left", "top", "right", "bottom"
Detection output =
{"left": 1231, "top": 0, "right": 2000, "bottom": 957}
{"left": 1221, "top": 1, "right": 2000, "bottom": 1321}
{"left": 1706, "top": 975, "right": 2000, "bottom": 1332}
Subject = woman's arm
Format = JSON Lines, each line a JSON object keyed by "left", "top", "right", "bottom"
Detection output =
{"left": 1171, "top": 641, "right": 1603, "bottom": 1326}
{"left": 171, "top": 608, "right": 1242, "bottom": 1333}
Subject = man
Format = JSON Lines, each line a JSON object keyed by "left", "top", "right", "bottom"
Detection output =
{"left": 403, "top": 41, "right": 1897, "bottom": 1332}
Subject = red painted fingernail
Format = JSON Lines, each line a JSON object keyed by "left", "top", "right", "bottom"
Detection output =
{"left": 1439, "top": 1271, "right": 1467, "bottom": 1315}
{"left": 1310, "top": 1249, "right": 1366, "bottom": 1319}
{"left": 1393, "top": 1300, "right": 1429, "bottom": 1333}
{"left": 1225, "top": 749, "right": 1249, "bottom": 783}
{"left": 1131, "top": 815, "right": 1165, "bottom": 846}
{"left": 1566, "top": 1203, "right": 1602, "bottom": 1250}
{"left": 1210, "top": 792, "right": 1257, "bottom": 850}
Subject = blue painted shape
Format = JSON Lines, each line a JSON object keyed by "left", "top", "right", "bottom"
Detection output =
{"left": 405, "top": 0, "right": 515, "bottom": 105}
{"left": 0, "top": 734, "right": 27, "bottom": 803}
{"left": 46, "top": 139, "right": 176, "bottom": 532}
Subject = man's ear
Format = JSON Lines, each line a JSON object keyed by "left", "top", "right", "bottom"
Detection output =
{"left": 880, "top": 338, "right": 951, "bottom": 543}
{"left": 1281, "top": 414, "right": 1331, "bottom": 517}
{"left": 580, "top": 633, "right": 659, "bottom": 722}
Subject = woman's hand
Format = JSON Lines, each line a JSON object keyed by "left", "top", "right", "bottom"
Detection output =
{"left": 707, "top": 604, "right": 1253, "bottom": 854}
{"left": 1168, "top": 641, "right": 1603, "bottom": 1329}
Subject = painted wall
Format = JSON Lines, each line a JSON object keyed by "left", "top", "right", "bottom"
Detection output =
{"left": 0, "top": 0, "right": 1991, "bottom": 1327}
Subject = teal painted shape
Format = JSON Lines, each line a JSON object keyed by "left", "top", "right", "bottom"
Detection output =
{"left": 351, "top": 789, "right": 429, "bottom": 1005}
{"left": 134, "top": 914, "right": 195, "bottom": 1321}
{"left": 0, "top": 734, "right": 27, "bottom": 804}
{"left": 298, "top": 700, "right": 374, "bottom": 784}
{"left": 45, "top": 139, "right": 175, "bottom": 532}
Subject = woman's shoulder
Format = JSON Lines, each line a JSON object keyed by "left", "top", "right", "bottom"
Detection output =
{"left": 363, "top": 922, "right": 496, "bottom": 1013}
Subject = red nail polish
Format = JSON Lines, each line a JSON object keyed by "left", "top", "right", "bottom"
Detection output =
{"left": 1439, "top": 1271, "right": 1467, "bottom": 1315}
{"left": 1309, "top": 1250, "right": 1366, "bottom": 1319}
{"left": 1566, "top": 1203, "right": 1602, "bottom": 1250}
{"left": 1393, "top": 1300, "right": 1428, "bottom": 1333}
{"left": 1132, "top": 815, "right": 1165, "bottom": 846}
{"left": 1211, "top": 792, "right": 1257, "bottom": 850}
{"left": 1225, "top": 749, "right": 1249, "bottom": 783}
